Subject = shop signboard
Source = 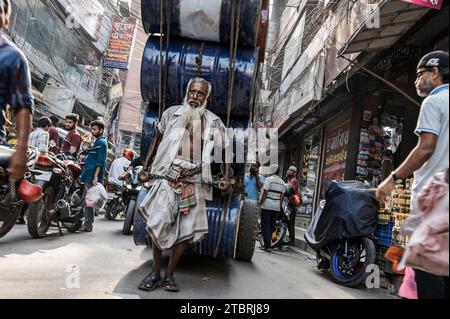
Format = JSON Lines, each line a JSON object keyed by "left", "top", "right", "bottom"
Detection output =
{"left": 104, "top": 16, "right": 137, "bottom": 69}
{"left": 319, "top": 120, "right": 351, "bottom": 199}
{"left": 401, "top": 0, "right": 443, "bottom": 10}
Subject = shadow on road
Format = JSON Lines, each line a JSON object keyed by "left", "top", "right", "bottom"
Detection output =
{"left": 113, "top": 247, "right": 259, "bottom": 298}
{"left": 0, "top": 224, "right": 84, "bottom": 258}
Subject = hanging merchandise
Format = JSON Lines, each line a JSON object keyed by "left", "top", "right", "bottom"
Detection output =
{"left": 356, "top": 112, "right": 404, "bottom": 187}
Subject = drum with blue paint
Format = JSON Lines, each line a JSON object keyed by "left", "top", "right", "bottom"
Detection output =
{"left": 141, "top": 37, "right": 259, "bottom": 119}
{"left": 135, "top": 108, "right": 257, "bottom": 260}
{"left": 141, "top": 0, "right": 264, "bottom": 48}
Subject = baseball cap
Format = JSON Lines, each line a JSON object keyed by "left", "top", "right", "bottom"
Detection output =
{"left": 417, "top": 51, "right": 449, "bottom": 70}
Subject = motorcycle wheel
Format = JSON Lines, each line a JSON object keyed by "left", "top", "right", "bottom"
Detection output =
{"left": 27, "top": 187, "right": 54, "bottom": 239}
{"left": 330, "top": 237, "right": 376, "bottom": 287}
{"left": 122, "top": 199, "right": 136, "bottom": 235}
{"left": 0, "top": 208, "right": 21, "bottom": 239}
{"left": 256, "top": 219, "right": 286, "bottom": 249}
{"left": 271, "top": 223, "right": 287, "bottom": 248}
{"left": 105, "top": 201, "right": 118, "bottom": 220}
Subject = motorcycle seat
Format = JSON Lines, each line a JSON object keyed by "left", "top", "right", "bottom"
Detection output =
{"left": 0, "top": 146, "right": 14, "bottom": 168}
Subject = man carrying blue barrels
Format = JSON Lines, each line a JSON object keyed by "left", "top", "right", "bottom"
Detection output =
{"left": 138, "top": 78, "right": 227, "bottom": 292}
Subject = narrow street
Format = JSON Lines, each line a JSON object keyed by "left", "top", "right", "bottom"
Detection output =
{"left": 0, "top": 218, "right": 393, "bottom": 299}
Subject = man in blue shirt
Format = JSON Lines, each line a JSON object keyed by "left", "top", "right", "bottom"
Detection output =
{"left": 80, "top": 120, "right": 108, "bottom": 232}
{"left": 0, "top": 0, "right": 33, "bottom": 181}
{"left": 244, "top": 161, "right": 264, "bottom": 201}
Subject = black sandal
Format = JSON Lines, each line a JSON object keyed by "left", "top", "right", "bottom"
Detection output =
{"left": 162, "top": 274, "right": 179, "bottom": 292}
{"left": 138, "top": 272, "right": 161, "bottom": 291}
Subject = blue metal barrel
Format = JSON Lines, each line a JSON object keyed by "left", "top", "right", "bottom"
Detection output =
{"left": 141, "top": 37, "right": 259, "bottom": 119}
{"left": 135, "top": 108, "right": 251, "bottom": 258}
{"left": 141, "top": 0, "right": 263, "bottom": 48}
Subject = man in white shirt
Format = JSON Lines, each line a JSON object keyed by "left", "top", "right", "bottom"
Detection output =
{"left": 108, "top": 149, "right": 134, "bottom": 188}
{"left": 259, "top": 164, "right": 286, "bottom": 252}
{"left": 28, "top": 116, "right": 51, "bottom": 152}
{"left": 376, "top": 51, "right": 449, "bottom": 299}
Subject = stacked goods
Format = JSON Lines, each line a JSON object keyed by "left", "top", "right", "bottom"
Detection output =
{"left": 140, "top": 38, "right": 259, "bottom": 118}
{"left": 376, "top": 178, "right": 413, "bottom": 248}
{"left": 356, "top": 118, "right": 384, "bottom": 187}
{"left": 140, "top": 0, "right": 269, "bottom": 119}
{"left": 141, "top": 0, "right": 269, "bottom": 50}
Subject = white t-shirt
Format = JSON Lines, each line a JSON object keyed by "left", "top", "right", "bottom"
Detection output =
{"left": 262, "top": 175, "right": 286, "bottom": 212}
{"left": 413, "top": 84, "right": 449, "bottom": 198}
{"left": 108, "top": 157, "right": 131, "bottom": 187}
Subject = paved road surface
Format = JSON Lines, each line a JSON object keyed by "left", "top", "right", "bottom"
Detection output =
{"left": 0, "top": 217, "right": 395, "bottom": 299}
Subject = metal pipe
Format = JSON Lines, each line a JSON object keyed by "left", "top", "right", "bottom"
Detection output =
{"left": 341, "top": 56, "right": 420, "bottom": 107}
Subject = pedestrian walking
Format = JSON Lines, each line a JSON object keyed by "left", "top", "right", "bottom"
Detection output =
{"left": 285, "top": 166, "right": 300, "bottom": 246}
{"left": 0, "top": 0, "right": 33, "bottom": 181}
{"left": 80, "top": 120, "right": 108, "bottom": 232}
{"left": 376, "top": 51, "right": 449, "bottom": 299}
{"left": 28, "top": 116, "right": 51, "bottom": 151}
{"left": 138, "top": 78, "right": 227, "bottom": 292}
{"left": 60, "top": 114, "right": 81, "bottom": 155}
{"left": 259, "top": 164, "right": 286, "bottom": 252}
{"left": 244, "top": 161, "right": 264, "bottom": 201}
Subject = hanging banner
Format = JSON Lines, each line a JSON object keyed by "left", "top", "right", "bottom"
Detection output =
{"left": 319, "top": 120, "right": 351, "bottom": 199}
{"left": 401, "top": 0, "right": 443, "bottom": 10}
{"left": 104, "top": 16, "right": 137, "bottom": 69}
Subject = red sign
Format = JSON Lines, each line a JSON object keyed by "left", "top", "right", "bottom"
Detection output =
{"left": 104, "top": 16, "right": 136, "bottom": 69}
{"left": 319, "top": 120, "right": 351, "bottom": 199}
{"left": 402, "top": 0, "right": 443, "bottom": 10}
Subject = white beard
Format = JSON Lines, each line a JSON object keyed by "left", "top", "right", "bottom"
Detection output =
{"left": 182, "top": 97, "right": 207, "bottom": 124}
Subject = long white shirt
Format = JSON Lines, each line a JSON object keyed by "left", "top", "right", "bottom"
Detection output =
{"left": 108, "top": 156, "right": 131, "bottom": 187}
{"left": 150, "top": 105, "right": 228, "bottom": 201}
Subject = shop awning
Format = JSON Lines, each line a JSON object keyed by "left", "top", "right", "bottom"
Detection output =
{"left": 337, "top": 0, "right": 430, "bottom": 56}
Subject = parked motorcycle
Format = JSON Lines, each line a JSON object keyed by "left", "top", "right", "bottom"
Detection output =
{"left": 0, "top": 146, "right": 41, "bottom": 239}
{"left": 104, "top": 182, "right": 125, "bottom": 221}
{"left": 122, "top": 165, "right": 143, "bottom": 235}
{"left": 25, "top": 148, "right": 95, "bottom": 238}
{"left": 305, "top": 180, "right": 378, "bottom": 287}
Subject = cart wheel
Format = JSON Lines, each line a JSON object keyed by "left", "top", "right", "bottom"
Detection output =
{"left": 235, "top": 200, "right": 258, "bottom": 262}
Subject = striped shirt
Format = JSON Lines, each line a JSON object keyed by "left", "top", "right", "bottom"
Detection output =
{"left": 28, "top": 127, "right": 49, "bottom": 152}
{"left": 262, "top": 175, "right": 286, "bottom": 212}
{"left": 0, "top": 33, "right": 34, "bottom": 142}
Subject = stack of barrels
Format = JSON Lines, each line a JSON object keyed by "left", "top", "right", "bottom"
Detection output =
{"left": 135, "top": 0, "right": 269, "bottom": 259}
{"left": 140, "top": 0, "right": 269, "bottom": 119}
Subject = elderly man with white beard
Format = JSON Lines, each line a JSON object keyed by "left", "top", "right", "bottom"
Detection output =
{"left": 138, "top": 77, "right": 228, "bottom": 292}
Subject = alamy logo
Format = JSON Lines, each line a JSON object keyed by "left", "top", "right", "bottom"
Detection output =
{"left": 427, "top": 58, "right": 440, "bottom": 67}
{"left": 365, "top": 264, "right": 380, "bottom": 289}
{"left": 365, "top": 4, "right": 380, "bottom": 29}
{"left": 65, "top": 264, "right": 80, "bottom": 289}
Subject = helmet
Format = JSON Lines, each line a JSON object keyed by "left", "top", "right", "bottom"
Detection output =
{"left": 123, "top": 149, "right": 134, "bottom": 161}
{"left": 18, "top": 179, "right": 43, "bottom": 204}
